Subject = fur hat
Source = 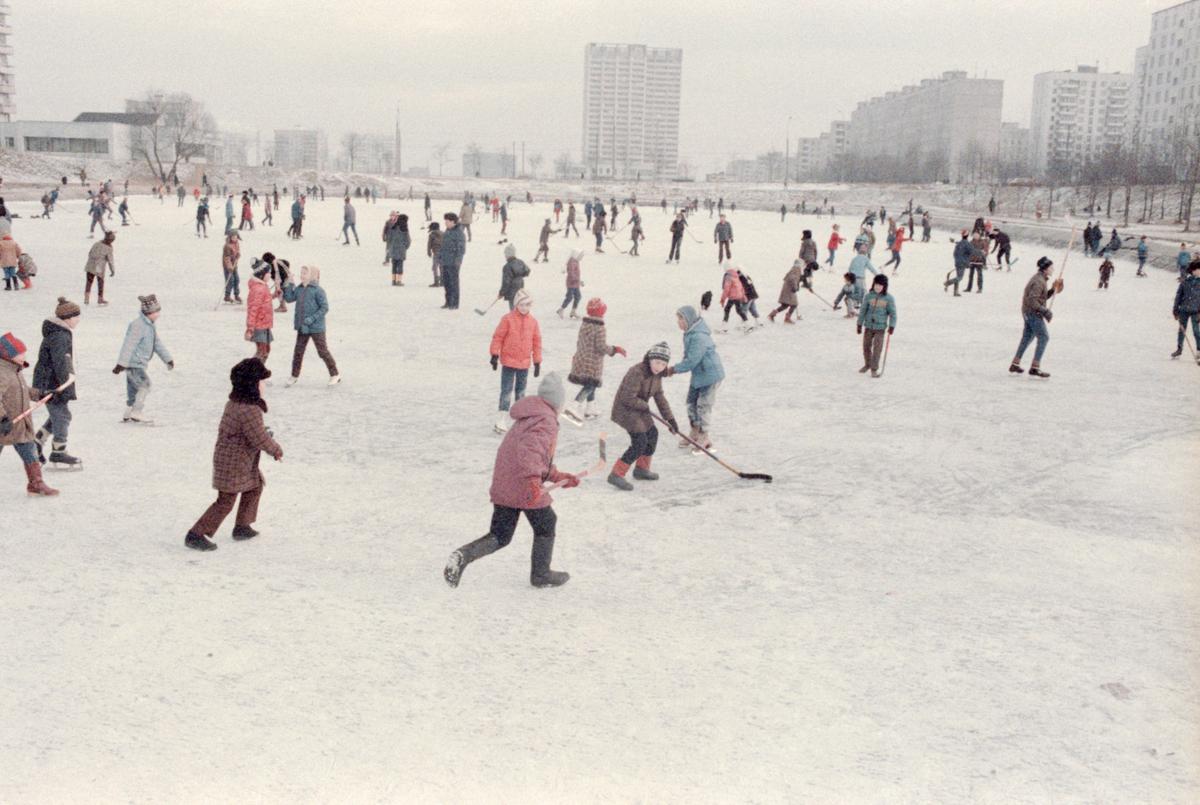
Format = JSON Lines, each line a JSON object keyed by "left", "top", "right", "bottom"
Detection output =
{"left": 504, "top": 244, "right": 517, "bottom": 259}
{"left": 802, "top": 229, "right": 812, "bottom": 239}
{"left": 872, "top": 274, "right": 889, "bottom": 292}
{"left": 229, "top": 357, "right": 271, "bottom": 411}
{"left": 0, "top": 331, "right": 27, "bottom": 363}
{"left": 1189, "top": 259, "right": 1200, "bottom": 274}
{"left": 645, "top": 341, "right": 671, "bottom": 363}
{"left": 536, "top": 371, "right": 565, "bottom": 412}
{"left": 139, "top": 294, "right": 161, "bottom": 315}
{"left": 55, "top": 296, "right": 81, "bottom": 320}
{"left": 586, "top": 297, "right": 607, "bottom": 318}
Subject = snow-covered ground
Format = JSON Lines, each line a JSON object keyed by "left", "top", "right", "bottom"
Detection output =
{"left": 1, "top": 195, "right": 1197, "bottom": 802}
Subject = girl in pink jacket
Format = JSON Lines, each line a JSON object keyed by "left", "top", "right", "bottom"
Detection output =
{"left": 557, "top": 250, "right": 584, "bottom": 319}
{"left": 719, "top": 264, "right": 749, "bottom": 330}
{"left": 444, "top": 372, "right": 574, "bottom": 589}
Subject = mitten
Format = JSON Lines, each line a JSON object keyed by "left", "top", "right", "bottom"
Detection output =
{"left": 112, "top": 364, "right": 125, "bottom": 375}
{"left": 490, "top": 355, "right": 499, "bottom": 371}
{"left": 534, "top": 363, "right": 541, "bottom": 378}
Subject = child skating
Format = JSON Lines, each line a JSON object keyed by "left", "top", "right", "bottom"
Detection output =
{"left": 856, "top": 274, "right": 896, "bottom": 378}
{"left": 114, "top": 295, "right": 174, "bottom": 423}
{"left": 557, "top": 250, "right": 583, "bottom": 319}
{"left": 607, "top": 342, "right": 679, "bottom": 490}
{"left": 565, "top": 297, "right": 626, "bottom": 424}
{"left": 489, "top": 290, "right": 542, "bottom": 434}
{"left": 667, "top": 306, "right": 724, "bottom": 454}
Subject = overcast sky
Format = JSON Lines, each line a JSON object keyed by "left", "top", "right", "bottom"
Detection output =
{"left": 15, "top": 0, "right": 1156, "bottom": 171}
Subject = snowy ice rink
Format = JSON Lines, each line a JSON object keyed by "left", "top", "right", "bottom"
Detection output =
{"left": 2, "top": 195, "right": 1197, "bottom": 801}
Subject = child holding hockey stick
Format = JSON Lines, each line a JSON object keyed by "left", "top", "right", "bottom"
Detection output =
{"left": 607, "top": 342, "right": 679, "bottom": 490}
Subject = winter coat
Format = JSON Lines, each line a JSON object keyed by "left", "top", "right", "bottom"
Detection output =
{"left": 714, "top": 221, "right": 733, "bottom": 242}
{"left": 848, "top": 254, "right": 877, "bottom": 283}
{"left": 778, "top": 264, "right": 806, "bottom": 307}
{"left": 439, "top": 226, "right": 466, "bottom": 267}
{"left": 85, "top": 241, "right": 114, "bottom": 276}
{"left": 720, "top": 269, "right": 747, "bottom": 304}
{"left": 344, "top": 204, "right": 356, "bottom": 225}
{"left": 459, "top": 203, "right": 474, "bottom": 225}
{"left": 222, "top": 240, "right": 240, "bottom": 271}
{"left": 489, "top": 395, "right": 561, "bottom": 509}
{"left": 498, "top": 258, "right": 530, "bottom": 301}
{"left": 427, "top": 230, "right": 443, "bottom": 258}
{"left": 225, "top": 198, "right": 234, "bottom": 218}
{"left": 1137, "top": 241, "right": 1148, "bottom": 260}
{"left": 670, "top": 219, "right": 685, "bottom": 239}
{"left": 1021, "top": 272, "right": 1053, "bottom": 317}
{"left": 241, "top": 201, "right": 253, "bottom": 221}
{"left": 857, "top": 290, "right": 897, "bottom": 331}
{"left": 245, "top": 277, "right": 274, "bottom": 332}
{"left": 32, "top": 318, "right": 76, "bottom": 403}
{"left": 1178, "top": 250, "right": 1191, "bottom": 270}
{"left": 490, "top": 309, "right": 542, "bottom": 370}
{"left": 385, "top": 225, "right": 411, "bottom": 260}
{"left": 211, "top": 399, "right": 282, "bottom": 493}
{"left": 1174, "top": 275, "right": 1200, "bottom": 315}
{"left": 891, "top": 229, "right": 906, "bottom": 252}
{"left": 290, "top": 200, "right": 303, "bottom": 221}
{"left": 1099, "top": 260, "right": 1114, "bottom": 278}
{"left": 799, "top": 238, "right": 818, "bottom": 265}
{"left": 954, "top": 238, "right": 980, "bottom": 269}
{"left": 739, "top": 271, "right": 759, "bottom": 301}
{"left": 611, "top": 359, "right": 675, "bottom": 434}
{"left": 282, "top": 281, "right": 329, "bottom": 334}
{"left": 672, "top": 307, "right": 725, "bottom": 389}
{"left": 969, "top": 235, "right": 989, "bottom": 265}
{"left": 565, "top": 256, "right": 581, "bottom": 288}
{"left": 0, "top": 358, "right": 35, "bottom": 446}
{"left": 117, "top": 313, "right": 172, "bottom": 370}
{"left": 827, "top": 231, "right": 845, "bottom": 251}
{"left": 539, "top": 223, "right": 554, "bottom": 245}
{"left": 0, "top": 236, "right": 21, "bottom": 267}
{"left": 568, "top": 317, "right": 616, "bottom": 387}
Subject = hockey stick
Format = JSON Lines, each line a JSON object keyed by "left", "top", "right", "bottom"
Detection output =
{"left": 543, "top": 432, "right": 608, "bottom": 490}
{"left": 13, "top": 377, "right": 76, "bottom": 425}
{"left": 650, "top": 412, "right": 772, "bottom": 483}
{"left": 474, "top": 297, "right": 502, "bottom": 316}
{"left": 1181, "top": 323, "right": 1200, "bottom": 363}
{"left": 1047, "top": 226, "right": 1078, "bottom": 311}
{"left": 807, "top": 287, "right": 836, "bottom": 309}
{"left": 878, "top": 332, "right": 892, "bottom": 377}
{"left": 605, "top": 236, "right": 628, "bottom": 254}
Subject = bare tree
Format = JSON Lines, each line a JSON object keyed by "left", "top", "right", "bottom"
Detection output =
{"left": 462, "top": 142, "right": 483, "bottom": 177}
{"left": 553, "top": 151, "right": 573, "bottom": 179}
{"left": 129, "top": 91, "right": 217, "bottom": 184}
{"left": 341, "top": 132, "right": 364, "bottom": 172}
{"left": 431, "top": 142, "right": 452, "bottom": 176}
{"left": 528, "top": 152, "right": 544, "bottom": 178}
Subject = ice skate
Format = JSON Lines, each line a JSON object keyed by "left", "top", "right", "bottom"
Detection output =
{"left": 583, "top": 401, "right": 600, "bottom": 420}
{"left": 493, "top": 410, "right": 510, "bottom": 434}
{"left": 327, "top": 374, "right": 342, "bottom": 387}
{"left": 285, "top": 376, "right": 299, "bottom": 387}
{"left": 48, "top": 444, "right": 82, "bottom": 470}
{"left": 1009, "top": 362, "right": 1025, "bottom": 374}
{"left": 1028, "top": 366, "right": 1050, "bottom": 379}
{"left": 561, "top": 403, "right": 584, "bottom": 427}
{"left": 1171, "top": 348, "right": 1183, "bottom": 359}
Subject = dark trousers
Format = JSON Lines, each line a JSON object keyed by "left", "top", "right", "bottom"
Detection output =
{"left": 620, "top": 426, "right": 659, "bottom": 464}
{"left": 490, "top": 504, "right": 556, "bottom": 548}
{"left": 84, "top": 273, "right": 105, "bottom": 298}
{"left": 966, "top": 265, "right": 984, "bottom": 292}
{"left": 717, "top": 241, "right": 731, "bottom": 261}
{"left": 442, "top": 264, "right": 461, "bottom": 308}
{"left": 668, "top": 236, "right": 682, "bottom": 261}
{"left": 192, "top": 487, "right": 262, "bottom": 536}
{"left": 723, "top": 300, "right": 748, "bottom": 322}
{"left": 291, "top": 332, "right": 338, "bottom": 378}
{"left": 862, "top": 329, "right": 886, "bottom": 370}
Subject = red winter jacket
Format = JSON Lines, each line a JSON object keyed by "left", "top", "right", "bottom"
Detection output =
{"left": 490, "top": 309, "right": 543, "bottom": 370}
{"left": 891, "top": 228, "right": 905, "bottom": 252}
{"left": 720, "top": 268, "right": 747, "bottom": 304}
{"left": 828, "top": 231, "right": 846, "bottom": 250}
{"left": 489, "top": 395, "right": 564, "bottom": 509}
{"left": 245, "top": 277, "right": 274, "bottom": 331}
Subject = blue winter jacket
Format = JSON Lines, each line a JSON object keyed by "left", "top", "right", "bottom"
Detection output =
{"left": 847, "top": 253, "right": 877, "bottom": 283}
{"left": 291, "top": 200, "right": 303, "bottom": 221}
{"left": 1177, "top": 250, "right": 1190, "bottom": 270}
{"left": 283, "top": 281, "right": 329, "bottom": 334}
{"left": 857, "top": 291, "right": 897, "bottom": 331}
{"left": 954, "top": 238, "right": 981, "bottom": 269}
{"left": 1174, "top": 275, "right": 1200, "bottom": 315}
{"left": 672, "top": 306, "right": 725, "bottom": 389}
{"left": 439, "top": 225, "right": 467, "bottom": 267}
{"left": 117, "top": 313, "right": 173, "bottom": 370}
{"left": 1137, "top": 241, "right": 1148, "bottom": 260}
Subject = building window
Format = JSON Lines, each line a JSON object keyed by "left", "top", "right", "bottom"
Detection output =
{"left": 24, "top": 136, "right": 110, "bottom": 154}
{"left": 3, "top": 137, "right": 12, "bottom": 148}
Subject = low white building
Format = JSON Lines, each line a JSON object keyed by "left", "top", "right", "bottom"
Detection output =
{"left": 0, "top": 116, "right": 142, "bottom": 159}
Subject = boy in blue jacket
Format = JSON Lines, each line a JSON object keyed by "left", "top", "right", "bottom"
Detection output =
{"left": 856, "top": 274, "right": 897, "bottom": 378}
{"left": 665, "top": 305, "right": 725, "bottom": 453}
{"left": 113, "top": 294, "right": 174, "bottom": 423}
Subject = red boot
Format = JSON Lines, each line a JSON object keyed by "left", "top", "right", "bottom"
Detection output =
{"left": 607, "top": 460, "right": 633, "bottom": 490}
{"left": 25, "top": 462, "right": 60, "bottom": 496}
{"left": 633, "top": 456, "right": 659, "bottom": 481}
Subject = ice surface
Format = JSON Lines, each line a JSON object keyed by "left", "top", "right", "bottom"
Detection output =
{"left": 1, "top": 196, "right": 1197, "bottom": 802}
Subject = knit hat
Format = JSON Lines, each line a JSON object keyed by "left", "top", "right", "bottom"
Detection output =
{"left": 139, "top": 294, "right": 161, "bottom": 315}
{"left": 514, "top": 288, "right": 532, "bottom": 309}
{"left": 586, "top": 297, "right": 606, "bottom": 317}
{"left": 0, "top": 331, "right": 26, "bottom": 363}
{"left": 1036, "top": 256, "right": 1054, "bottom": 272}
{"left": 252, "top": 259, "right": 270, "bottom": 279}
{"left": 536, "top": 371, "right": 565, "bottom": 412}
{"left": 504, "top": 244, "right": 517, "bottom": 259}
{"left": 793, "top": 259, "right": 803, "bottom": 269}
{"left": 55, "top": 296, "right": 81, "bottom": 320}
{"left": 645, "top": 341, "right": 671, "bottom": 363}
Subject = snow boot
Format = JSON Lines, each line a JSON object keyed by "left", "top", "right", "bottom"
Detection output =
{"left": 48, "top": 442, "right": 81, "bottom": 469}
{"left": 1008, "top": 363, "right": 1025, "bottom": 374}
{"left": 444, "top": 534, "right": 502, "bottom": 588}
{"left": 530, "top": 533, "right": 569, "bottom": 588}
{"left": 607, "top": 460, "right": 634, "bottom": 491}
{"left": 25, "top": 462, "right": 59, "bottom": 496}
{"left": 1171, "top": 347, "right": 1183, "bottom": 359}
{"left": 231, "top": 525, "right": 259, "bottom": 541}
{"left": 184, "top": 531, "right": 217, "bottom": 551}
{"left": 632, "top": 456, "right": 659, "bottom": 481}
{"left": 784, "top": 311, "right": 795, "bottom": 324}
{"left": 859, "top": 364, "right": 870, "bottom": 374}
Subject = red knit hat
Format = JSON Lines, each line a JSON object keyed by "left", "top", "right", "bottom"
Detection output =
{"left": 586, "top": 297, "right": 606, "bottom": 318}
{"left": 0, "top": 331, "right": 28, "bottom": 364}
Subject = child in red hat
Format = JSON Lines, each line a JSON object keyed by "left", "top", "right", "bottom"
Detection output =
{"left": 565, "top": 297, "right": 625, "bottom": 424}
{"left": 0, "top": 332, "right": 59, "bottom": 496}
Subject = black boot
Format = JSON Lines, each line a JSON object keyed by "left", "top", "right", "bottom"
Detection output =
{"left": 48, "top": 442, "right": 82, "bottom": 469}
{"left": 1171, "top": 347, "right": 1183, "bottom": 358}
{"left": 444, "top": 534, "right": 502, "bottom": 588}
{"left": 530, "top": 532, "right": 569, "bottom": 588}
{"left": 232, "top": 525, "right": 259, "bottom": 540}
{"left": 185, "top": 531, "right": 218, "bottom": 551}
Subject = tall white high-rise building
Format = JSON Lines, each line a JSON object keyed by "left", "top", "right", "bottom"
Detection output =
{"left": 1133, "top": 0, "right": 1200, "bottom": 156}
{"left": 581, "top": 43, "right": 682, "bottom": 179}
{"left": 273, "top": 128, "right": 326, "bottom": 171}
{"left": 0, "top": 2, "right": 14, "bottom": 122}
{"left": 1029, "top": 66, "right": 1132, "bottom": 176}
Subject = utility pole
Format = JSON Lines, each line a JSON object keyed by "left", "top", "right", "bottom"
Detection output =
{"left": 394, "top": 104, "right": 402, "bottom": 176}
{"left": 521, "top": 141, "right": 526, "bottom": 177}
{"left": 785, "top": 115, "right": 792, "bottom": 189}
{"left": 512, "top": 140, "right": 516, "bottom": 178}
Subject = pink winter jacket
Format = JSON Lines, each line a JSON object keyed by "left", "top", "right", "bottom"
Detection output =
{"left": 245, "top": 277, "right": 274, "bottom": 331}
{"left": 489, "top": 396, "right": 563, "bottom": 509}
{"left": 720, "top": 269, "right": 747, "bottom": 304}
{"left": 565, "top": 257, "right": 581, "bottom": 289}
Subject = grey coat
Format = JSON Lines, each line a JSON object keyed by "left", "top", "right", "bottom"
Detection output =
{"left": 499, "top": 258, "right": 530, "bottom": 301}
{"left": 385, "top": 225, "right": 411, "bottom": 260}
{"left": 439, "top": 226, "right": 466, "bottom": 267}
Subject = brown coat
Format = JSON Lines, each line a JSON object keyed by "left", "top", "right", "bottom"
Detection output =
{"left": 969, "top": 234, "right": 989, "bottom": 266}
{"left": 568, "top": 317, "right": 615, "bottom": 388}
{"left": 610, "top": 359, "right": 674, "bottom": 434}
{"left": 778, "top": 264, "right": 806, "bottom": 307}
{"left": 85, "top": 241, "right": 114, "bottom": 276}
{"left": 1022, "top": 272, "right": 1051, "bottom": 316}
{"left": 0, "top": 358, "right": 35, "bottom": 446}
{"left": 211, "top": 400, "right": 282, "bottom": 493}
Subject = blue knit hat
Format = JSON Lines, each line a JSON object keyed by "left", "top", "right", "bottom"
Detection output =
{"left": 0, "top": 331, "right": 28, "bottom": 363}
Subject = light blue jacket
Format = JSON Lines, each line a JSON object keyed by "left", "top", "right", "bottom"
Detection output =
{"left": 848, "top": 254, "right": 878, "bottom": 283}
{"left": 117, "top": 313, "right": 173, "bottom": 370}
{"left": 283, "top": 281, "right": 329, "bottom": 334}
{"left": 672, "top": 306, "right": 725, "bottom": 389}
{"left": 225, "top": 198, "right": 234, "bottom": 218}
{"left": 857, "top": 291, "right": 897, "bottom": 331}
